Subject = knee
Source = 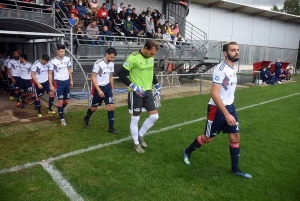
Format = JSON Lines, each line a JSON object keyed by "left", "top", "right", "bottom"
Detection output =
{"left": 149, "top": 113, "right": 159, "bottom": 121}
{"left": 229, "top": 133, "right": 240, "bottom": 142}
{"left": 63, "top": 100, "right": 68, "bottom": 105}
{"left": 201, "top": 135, "right": 214, "bottom": 143}
{"left": 107, "top": 104, "right": 114, "bottom": 111}
{"left": 90, "top": 106, "right": 97, "bottom": 112}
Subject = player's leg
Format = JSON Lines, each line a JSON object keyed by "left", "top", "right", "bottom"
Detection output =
{"left": 20, "top": 79, "right": 26, "bottom": 108}
{"left": 128, "top": 91, "right": 144, "bottom": 153}
{"left": 55, "top": 81, "right": 66, "bottom": 125}
{"left": 104, "top": 86, "right": 118, "bottom": 134}
{"left": 8, "top": 77, "right": 15, "bottom": 101}
{"left": 138, "top": 91, "right": 159, "bottom": 147}
{"left": 14, "top": 77, "right": 21, "bottom": 106}
{"left": 44, "top": 81, "right": 56, "bottom": 114}
{"left": 35, "top": 88, "right": 44, "bottom": 117}
{"left": 62, "top": 80, "right": 70, "bottom": 111}
{"left": 84, "top": 86, "right": 100, "bottom": 128}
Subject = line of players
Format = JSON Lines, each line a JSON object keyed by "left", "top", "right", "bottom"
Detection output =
{"left": 0, "top": 45, "right": 73, "bottom": 126}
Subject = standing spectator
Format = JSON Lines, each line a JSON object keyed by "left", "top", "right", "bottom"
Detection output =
{"left": 154, "top": 19, "right": 161, "bottom": 33}
{"left": 97, "top": 3, "right": 112, "bottom": 30}
{"left": 99, "top": 25, "right": 112, "bottom": 45}
{"left": 145, "top": 11, "right": 152, "bottom": 23}
{"left": 48, "top": 44, "right": 73, "bottom": 126}
{"left": 124, "top": 15, "right": 138, "bottom": 37}
{"left": 159, "top": 13, "right": 166, "bottom": 25}
{"left": 105, "top": 0, "right": 111, "bottom": 11}
{"left": 76, "top": 0, "right": 87, "bottom": 21}
{"left": 89, "top": 0, "right": 99, "bottom": 15}
{"left": 83, "top": 48, "right": 118, "bottom": 134}
{"left": 138, "top": 12, "right": 147, "bottom": 33}
{"left": 126, "top": 4, "right": 132, "bottom": 15}
{"left": 108, "top": 3, "right": 117, "bottom": 22}
{"left": 119, "top": 6, "right": 127, "bottom": 20}
{"left": 68, "top": 13, "right": 77, "bottom": 26}
{"left": 69, "top": 3, "right": 78, "bottom": 17}
{"left": 86, "top": 19, "right": 100, "bottom": 45}
{"left": 117, "top": 2, "right": 123, "bottom": 13}
{"left": 146, "top": 18, "right": 155, "bottom": 38}
{"left": 275, "top": 59, "right": 282, "bottom": 79}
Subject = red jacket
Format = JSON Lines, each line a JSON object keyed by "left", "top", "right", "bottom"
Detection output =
{"left": 97, "top": 8, "right": 108, "bottom": 19}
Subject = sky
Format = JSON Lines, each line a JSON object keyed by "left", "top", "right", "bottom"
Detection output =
{"left": 228, "top": 0, "right": 284, "bottom": 10}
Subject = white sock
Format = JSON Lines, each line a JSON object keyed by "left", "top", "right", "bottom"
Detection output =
{"left": 130, "top": 115, "right": 140, "bottom": 144}
{"left": 139, "top": 113, "right": 159, "bottom": 137}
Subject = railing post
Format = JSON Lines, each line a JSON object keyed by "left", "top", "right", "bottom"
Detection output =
{"left": 200, "top": 73, "right": 203, "bottom": 94}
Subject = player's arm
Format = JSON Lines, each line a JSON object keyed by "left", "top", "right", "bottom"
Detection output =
{"left": 31, "top": 71, "right": 42, "bottom": 89}
{"left": 109, "top": 72, "right": 114, "bottom": 93}
{"left": 152, "top": 73, "right": 161, "bottom": 97}
{"left": 48, "top": 69, "right": 55, "bottom": 91}
{"left": 119, "top": 66, "right": 144, "bottom": 97}
{"left": 68, "top": 66, "right": 73, "bottom": 87}
{"left": 7, "top": 63, "right": 15, "bottom": 83}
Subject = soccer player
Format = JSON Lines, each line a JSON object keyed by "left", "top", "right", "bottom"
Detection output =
{"left": 119, "top": 40, "right": 161, "bottom": 154}
{"left": 19, "top": 54, "right": 34, "bottom": 109}
{"left": 182, "top": 42, "right": 252, "bottom": 179}
{"left": 83, "top": 48, "right": 118, "bottom": 134}
{"left": 7, "top": 50, "right": 21, "bottom": 106}
{"left": 31, "top": 54, "right": 55, "bottom": 117}
{"left": 0, "top": 51, "right": 8, "bottom": 95}
{"left": 48, "top": 44, "right": 73, "bottom": 126}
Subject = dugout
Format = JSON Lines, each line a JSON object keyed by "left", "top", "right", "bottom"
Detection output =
{"left": 270, "top": 62, "right": 290, "bottom": 73}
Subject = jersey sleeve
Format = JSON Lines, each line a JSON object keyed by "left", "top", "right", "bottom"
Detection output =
{"left": 7, "top": 61, "right": 11, "bottom": 69}
{"left": 212, "top": 68, "right": 225, "bottom": 84}
{"left": 48, "top": 61, "right": 54, "bottom": 71}
{"left": 123, "top": 54, "right": 135, "bottom": 71}
{"left": 111, "top": 63, "right": 114, "bottom": 73}
{"left": 67, "top": 58, "right": 71, "bottom": 67}
{"left": 92, "top": 63, "right": 100, "bottom": 74}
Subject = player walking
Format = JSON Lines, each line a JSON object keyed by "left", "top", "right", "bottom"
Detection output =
{"left": 83, "top": 48, "right": 118, "bottom": 134}
{"left": 119, "top": 40, "right": 161, "bottom": 153}
{"left": 7, "top": 50, "right": 21, "bottom": 106}
{"left": 183, "top": 42, "right": 252, "bottom": 179}
{"left": 19, "top": 54, "right": 34, "bottom": 109}
{"left": 48, "top": 44, "right": 73, "bottom": 126}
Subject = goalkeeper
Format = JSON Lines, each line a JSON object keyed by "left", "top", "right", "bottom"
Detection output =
{"left": 119, "top": 39, "right": 161, "bottom": 154}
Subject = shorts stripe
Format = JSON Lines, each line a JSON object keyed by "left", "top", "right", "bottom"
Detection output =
{"left": 207, "top": 105, "right": 217, "bottom": 121}
{"left": 205, "top": 120, "right": 213, "bottom": 137}
{"left": 129, "top": 91, "right": 133, "bottom": 115}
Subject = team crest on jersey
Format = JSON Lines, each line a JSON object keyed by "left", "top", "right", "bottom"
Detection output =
{"left": 124, "top": 62, "right": 129, "bottom": 66}
{"left": 214, "top": 76, "right": 220, "bottom": 81}
{"left": 150, "top": 58, "right": 154, "bottom": 63}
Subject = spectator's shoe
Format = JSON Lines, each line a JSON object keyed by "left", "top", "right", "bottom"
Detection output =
{"left": 183, "top": 148, "right": 191, "bottom": 165}
{"left": 108, "top": 128, "right": 118, "bottom": 134}
{"left": 138, "top": 135, "right": 147, "bottom": 147}
{"left": 134, "top": 144, "right": 145, "bottom": 154}
{"left": 16, "top": 102, "right": 21, "bottom": 107}
{"left": 37, "top": 113, "right": 42, "bottom": 117}
{"left": 231, "top": 169, "right": 252, "bottom": 179}
{"left": 83, "top": 117, "right": 89, "bottom": 128}
{"left": 9, "top": 96, "right": 15, "bottom": 101}
{"left": 20, "top": 102, "right": 25, "bottom": 108}
{"left": 60, "top": 119, "right": 67, "bottom": 126}
{"left": 48, "top": 110, "right": 56, "bottom": 114}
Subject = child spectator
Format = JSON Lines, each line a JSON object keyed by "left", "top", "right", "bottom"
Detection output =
{"left": 69, "top": 3, "right": 79, "bottom": 18}
{"left": 146, "top": 18, "right": 155, "bottom": 38}
{"left": 284, "top": 68, "right": 292, "bottom": 81}
{"left": 105, "top": 0, "right": 111, "bottom": 11}
{"left": 68, "top": 13, "right": 77, "bottom": 26}
{"left": 126, "top": 4, "right": 132, "bottom": 15}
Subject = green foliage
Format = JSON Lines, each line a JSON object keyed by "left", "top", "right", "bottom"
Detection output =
{"left": 283, "top": 0, "right": 300, "bottom": 15}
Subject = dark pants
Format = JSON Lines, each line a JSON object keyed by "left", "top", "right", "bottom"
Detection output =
{"left": 99, "top": 19, "right": 112, "bottom": 30}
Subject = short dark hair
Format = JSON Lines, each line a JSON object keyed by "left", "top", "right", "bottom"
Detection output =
{"left": 102, "top": 3, "right": 106, "bottom": 6}
{"left": 41, "top": 54, "right": 50, "bottom": 62}
{"left": 144, "top": 40, "right": 159, "bottom": 51}
{"left": 57, "top": 44, "right": 65, "bottom": 50}
{"left": 106, "top": 47, "right": 117, "bottom": 56}
{"left": 223, "top": 41, "right": 238, "bottom": 52}
{"left": 91, "top": 18, "right": 97, "bottom": 22}
{"left": 20, "top": 54, "right": 27, "bottom": 60}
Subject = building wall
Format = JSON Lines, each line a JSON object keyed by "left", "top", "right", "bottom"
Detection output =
{"left": 187, "top": 3, "right": 300, "bottom": 50}
{"left": 112, "top": 0, "right": 163, "bottom": 14}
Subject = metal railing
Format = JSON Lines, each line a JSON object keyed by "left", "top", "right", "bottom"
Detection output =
{"left": 54, "top": 2, "right": 72, "bottom": 45}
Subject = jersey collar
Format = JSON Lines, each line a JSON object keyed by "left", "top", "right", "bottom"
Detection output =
{"left": 224, "top": 60, "right": 235, "bottom": 70}
{"left": 139, "top": 50, "right": 147, "bottom": 59}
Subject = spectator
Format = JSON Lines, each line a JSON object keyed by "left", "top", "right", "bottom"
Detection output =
{"left": 154, "top": 19, "right": 161, "bottom": 33}
{"left": 146, "top": 18, "right": 155, "bottom": 38}
{"left": 86, "top": 19, "right": 100, "bottom": 45}
{"left": 76, "top": 0, "right": 87, "bottom": 20}
{"left": 152, "top": 10, "right": 160, "bottom": 23}
{"left": 113, "top": 14, "right": 125, "bottom": 35}
{"left": 138, "top": 12, "right": 147, "bottom": 32}
{"left": 161, "top": 20, "right": 169, "bottom": 34}
{"left": 159, "top": 13, "right": 166, "bottom": 25}
{"left": 260, "top": 65, "right": 269, "bottom": 84}
{"left": 275, "top": 59, "right": 282, "bottom": 79}
{"left": 84, "top": 12, "right": 92, "bottom": 27}
{"left": 69, "top": 3, "right": 79, "bottom": 17}
{"left": 89, "top": 0, "right": 98, "bottom": 15}
{"left": 119, "top": 6, "right": 127, "bottom": 20}
{"left": 145, "top": 11, "right": 152, "bottom": 23}
{"left": 163, "top": 30, "right": 176, "bottom": 57}
{"left": 173, "top": 23, "right": 179, "bottom": 36}
{"left": 72, "top": 21, "right": 86, "bottom": 55}
{"left": 131, "top": 8, "right": 139, "bottom": 31}
{"left": 68, "top": 13, "right": 77, "bottom": 26}
{"left": 117, "top": 2, "right": 123, "bottom": 13}
{"left": 279, "top": 68, "right": 286, "bottom": 81}
{"left": 105, "top": 0, "right": 111, "bottom": 11}
{"left": 97, "top": 3, "right": 112, "bottom": 30}
{"left": 176, "top": 32, "right": 185, "bottom": 45}
{"left": 284, "top": 68, "right": 291, "bottom": 82}
{"left": 44, "top": 0, "right": 52, "bottom": 6}
{"left": 124, "top": 14, "right": 138, "bottom": 37}
{"left": 146, "top": 7, "right": 151, "bottom": 13}
{"left": 99, "top": 25, "right": 112, "bottom": 45}
{"left": 154, "top": 27, "right": 163, "bottom": 41}
{"left": 55, "top": 0, "right": 70, "bottom": 19}
{"left": 126, "top": 4, "right": 132, "bottom": 15}
{"left": 108, "top": 3, "right": 117, "bottom": 22}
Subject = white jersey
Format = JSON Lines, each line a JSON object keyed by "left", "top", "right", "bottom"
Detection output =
{"left": 20, "top": 62, "right": 32, "bottom": 80}
{"left": 0, "top": 57, "right": 6, "bottom": 72}
{"left": 48, "top": 56, "right": 71, "bottom": 81}
{"left": 31, "top": 60, "right": 50, "bottom": 83}
{"left": 92, "top": 58, "right": 114, "bottom": 86}
{"left": 209, "top": 61, "right": 237, "bottom": 106}
{"left": 7, "top": 59, "right": 21, "bottom": 77}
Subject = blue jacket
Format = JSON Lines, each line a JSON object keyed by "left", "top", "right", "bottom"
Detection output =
{"left": 99, "top": 30, "right": 112, "bottom": 41}
{"left": 76, "top": 5, "right": 87, "bottom": 16}
{"left": 275, "top": 62, "right": 282, "bottom": 72}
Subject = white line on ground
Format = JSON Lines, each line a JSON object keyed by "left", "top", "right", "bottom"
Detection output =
{"left": 40, "top": 162, "right": 84, "bottom": 201}
{"left": 1, "top": 92, "right": 299, "bottom": 175}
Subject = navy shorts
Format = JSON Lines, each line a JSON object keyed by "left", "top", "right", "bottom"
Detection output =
{"left": 13, "top": 76, "right": 21, "bottom": 90}
{"left": 204, "top": 104, "right": 239, "bottom": 138}
{"left": 91, "top": 84, "right": 114, "bottom": 107}
{"left": 54, "top": 80, "right": 70, "bottom": 100}
{"left": 20, "top": 79, "right": 34, "bottom": 93}
{"left": 128, "top": 90, "right": 157, "bottom": 115}
{"left": 35, "top": 81, "right": 51, "bottom": 97}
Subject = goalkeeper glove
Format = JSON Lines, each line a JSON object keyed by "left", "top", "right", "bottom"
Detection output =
{"left": 129, "top": 83, "right": 144, "bottom": 98}
{"left": 153, "top": 83, "right": 161, "bottom": 100}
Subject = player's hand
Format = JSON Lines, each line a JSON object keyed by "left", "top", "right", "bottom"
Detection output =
{"left": 129, "top": 83, "right": 144, "bottom": 98}
{"left": 38, "top": 84, "right": 43, "bottom": 89}
{"left": 12, "top": 78, "right": 16, "bottom": 84}
{"left": 225, "top": 114, "right": 236, "bottom": 126}
{"left": 98, "top": 90, "right": 105, "bottom": 98}
{"left": 70, "top": 80, "right": 73, "bottom": 87}
{"left": 153, "top": 83, "right": 161, "bottom": 100}
{"left": 50, "top": 85, "right": 55, "bottom": 92}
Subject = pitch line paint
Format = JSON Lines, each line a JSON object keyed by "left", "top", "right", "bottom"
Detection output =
{"left": 40, "top": 162, "right": 84, "bottom": 201}
{"left": 0, "top": 92, "right": 299, "bottom": 175}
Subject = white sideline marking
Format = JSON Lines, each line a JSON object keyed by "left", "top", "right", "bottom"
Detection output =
{"left": 0, "top": 92, "right": 299, "bottom": 175}
{"left": 40, "top": 162, "right": 84, "bottom": 201}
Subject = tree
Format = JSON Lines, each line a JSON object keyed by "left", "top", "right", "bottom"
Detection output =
{"left": 271, "top": 4, "right": 282, "bottom": 12}
{"left": 282, "top": 0, "right": 300, "bottom": 15}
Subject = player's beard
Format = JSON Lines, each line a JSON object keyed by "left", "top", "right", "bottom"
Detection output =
{"left": 227, "top": 52, "right": 239, "bottom": 62}
{"left": 14, "top": 56, "right": 19, "bottom": 60}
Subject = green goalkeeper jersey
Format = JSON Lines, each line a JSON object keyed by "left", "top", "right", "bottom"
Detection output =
{"left": 123, "top": 50, "right": 155, "bottom": 91}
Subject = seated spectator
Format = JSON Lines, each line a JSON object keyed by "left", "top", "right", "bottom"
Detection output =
{"left": 55, "top": 0, "right": 70, "bottom": 19}
{"left": 126, "top": 4, "right": 132, "bottom": 15}
{"left": 117, "top": 2, "right": 123, "bottom": 13}
{"left": 176, "top": 32, "right": 185, "bottom": 48}
{"left": 173, "top": 23, "right": 179, "bottom": 36}
{"left": 84, "top": 12, "right": 92, "bottom": 27}
{"left": 284, "top": 68, "right": 291, "bottom": 81}
{"left": 159, "top": 13, "right": 166, "bottom": 25}
{"left": 108, "top": 3, "right": 117, "bottom": 22}
{"left": 146, "top": 7, "right": 151, "bottom": 13}
{"left": 260, "top": 66, "right": 269, "bottom": 84}
{"left": 154, "top": 27, "right": 163, "bottom": 42}
{"left": 163, "top": 30, "right": 176, "bottom": 57}
{"left": 131, "top": 8, "right": 139, "bottom": 31}
{"left": 145, "top": 11, "right": 152, "bottom": 23}
{"left": 168, "top": 24, "right": 176, "bottom": 41}
{"left": 154, "top": 19, "right": 161, "bottom": 33}
{"left": 279, "top": 68, "right": 287, "bottom": 81}
{"left": 146, "top": 18, "right": 155, "bottom": 38}
{"left": 119, "top": 6, "right": 127, "bottom": 20}
{"left": 138, "top": 12, "right": 146, "bottom": 33}
{"left": 113, "top": 14, "right": 125, "bottom": 36}
{"left": 161, "top": 20, "right": 169, "bottom": 34}
{"left": 68, "top": 13, "right": 78, "bottom": 26}
{"left": 69, "top": 3, "right": 79, "bottom": 18}
{"left": 72, "top": 21, "right": 86, "bottom": 55}
{"left": 76, "top": 0, "right": 87, "bottom": 21}
{"left": 152, "top": 10, "right": 160, "bottom": 23}
{"left": 99, "top": 25, "right": 112, "bottom": 45}
{"left": 123, "top": 14, "right": 138, "bottom": 37}
{"left": 44, "top": 0, "right": 52, "bottom": 6}
{"left": 86, "top": 19, "right": 100, "bottom": 45}
{"left": 63, "top": 0, "right": 73, "bottom": 10}
{"left": 105, "top": 0, "right": 110, "bottom": 11}
{"left": 89, "top": 0, "right": 99, "bottom": 15}
{"left": 97, "top": 3, "right": 112, "bottom": 30}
